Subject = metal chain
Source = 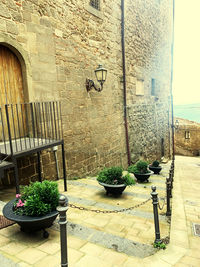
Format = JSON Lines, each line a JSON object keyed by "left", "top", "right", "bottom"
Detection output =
{"left": 69, "top": 197, "right": 151, "bottom": 214}
{"left": 158, "top": 196, "right": 166, "bottom": 210}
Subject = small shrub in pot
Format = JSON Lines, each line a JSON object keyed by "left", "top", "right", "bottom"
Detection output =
{"left": 128, "top": 160, "right": 152, "bottom": 182}
{"left": 97, "top": 166, "right": 135, "bottom": 186}
{"left": 149, "top": 160, "right": 162, "bottom": 174}
{"left": 152, "top": 160, "right": 160, "bottom": 167}
{"left": 97, "top": 166, "right": 135, "bottom": 195}
{"left": 14, "top": 180, "right": 59, "bottom": 216}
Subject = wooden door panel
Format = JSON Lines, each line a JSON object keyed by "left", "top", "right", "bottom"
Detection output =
{"left": 0, "top": 45, "right": 25, "bottom": 141}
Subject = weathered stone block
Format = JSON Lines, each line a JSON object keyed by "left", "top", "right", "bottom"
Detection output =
{"left": 38, "top": 53, "right": 55, "bottom": 64}
{"left": 0, "top": 4, "right": 11, "bottom": 19}
{"left": 40, "top": 17, "right": 52, "bottom": 28}
{"left": 0, "top": 18, "right": 6, "bottom": 31}
{"left": 11, "top": 10, "right": 23, "bottom": 22}
{"left": 27, "top": 22, "right": 44, "bottom": 34}
{"left": 6, "top": 20, "right": 19, "bottom": 35}
{"left": 22, "top": 11, "right": 32, "bottom": 22}
{"left": 19, "top": 164, "right": 36, "bottom": 180}
{"left": 17, "top": 36, "right": 27, "bottom": 44}
{"left": 6, "top": 0, "right": 18, "bottom": 11}
{"left": 55, "top": 29, "right": 63, "bottom": 38}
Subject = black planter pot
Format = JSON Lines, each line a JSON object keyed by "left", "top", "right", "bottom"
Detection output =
{"left": 133, "top": 171, "right": 153, "bottom": 182}
{"left": 149, "top": 165, "right": 162, "bottom": 174}
{"left": 3, "top": 199, "right": 58, "bottom": 238}
{"left": 98, "top": 182, "right": 127, "bottom": 196}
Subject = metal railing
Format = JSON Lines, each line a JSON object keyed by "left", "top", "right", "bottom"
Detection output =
{"left": 0, "top": 101, "right": 63, "bottom": 156}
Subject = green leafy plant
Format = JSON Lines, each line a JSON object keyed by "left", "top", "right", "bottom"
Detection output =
{"left": 128, "top": 160, "right": 150, "bottom": 174}
{"left": 14, "top": 181, "right": 59, "bottom": 217}
{"left": 127, "top": 164, "right": 137, "bottom": 173}
{"left": 152, "top": 160, "right": 160, "bottom": 167}
{"left": 153, "top": 241, "right": 166, "bottom": 250}
{"left": 97, "top": 167, "right": 135, "bottom": 186}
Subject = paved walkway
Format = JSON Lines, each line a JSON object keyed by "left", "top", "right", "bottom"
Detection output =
{"left": 0, "top": 156, "right": 199, "bottom": 266}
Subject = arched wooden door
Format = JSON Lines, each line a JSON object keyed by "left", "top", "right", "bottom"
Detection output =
{"left": 0, "top": 45, "right": 24, "bottom": 104}
{"left": 0, "top": 45, "right": 25, "bottom": 141}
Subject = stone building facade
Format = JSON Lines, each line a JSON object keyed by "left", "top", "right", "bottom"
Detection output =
{"left": 0, "top": 0, "right": 173, "bottom": 184}
{"left": 175, "top": 117, "right": 200, "bottom": 157}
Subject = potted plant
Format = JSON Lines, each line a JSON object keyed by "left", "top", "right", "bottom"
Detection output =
{"left": 3, "top": 180, "right": 60, "bottom": 238}
{"left": 149, "top": 160, "right": 162, "bottom": 174}
{"left": 97, "top": 166, "right": 135, "bottom": 196}
{"left": 128, "top": 160, "right": 153, "bottom": 182}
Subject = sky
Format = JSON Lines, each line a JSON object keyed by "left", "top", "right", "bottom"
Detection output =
{"left": 173, "top": 0, "right": 200, "bottom": 105}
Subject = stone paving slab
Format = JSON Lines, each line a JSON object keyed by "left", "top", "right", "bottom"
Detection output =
{"left": 59, "top": 170, "right": 170, "bottom": 247}
{"left": 0, "top": 157, "right": 199, "bottom": 266}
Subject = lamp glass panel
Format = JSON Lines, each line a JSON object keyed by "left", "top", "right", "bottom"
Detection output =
{"left": 175, "top": 120, "right": 179, "bottom": 128}
{"left": 95, "top": 70, "right": 103, "bottom": 82}
{"left": 102, "top": 70, "right": 107, "bottom": 81}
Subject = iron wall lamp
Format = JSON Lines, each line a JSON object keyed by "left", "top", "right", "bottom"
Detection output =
{"left": 175, "top": 119, "right": 179, "bottom": 129}
{"left": 172, "top": 119, "right": 179, "bottom": 130}
{"left": 86, "top": 64, "right": 107, "bottom": 92}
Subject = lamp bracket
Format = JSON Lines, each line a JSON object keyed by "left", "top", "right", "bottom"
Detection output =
{"left": 172, "top": 124, "right": 178, "bottom": 130}
{"left": 86, "top": 79, "right": 103, "bottom": 92}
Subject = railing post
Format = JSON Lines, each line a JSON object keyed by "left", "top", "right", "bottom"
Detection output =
{"left": 57, "top": 195, "right": 68, "bottom": 267}
{"left": 151, "top": 185, "right": 161, "bottom": 244}
{"left": 166, "top": 178, "right": 171, "bottom": 216}
{"left": 30, "top": 102, "right": 36, "bottom": 139}
{"left": 5, "top": 104, "right": 13, "bottom": 155}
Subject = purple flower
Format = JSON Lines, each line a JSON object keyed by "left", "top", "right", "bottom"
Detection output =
{"left": 16, "top": 194, "right": 21, "bottom": 198}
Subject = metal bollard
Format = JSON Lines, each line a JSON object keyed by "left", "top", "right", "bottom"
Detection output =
{"left": 169, "top": 170, "right": 173, "bottom": 188}
{"left": 151, "top": 186, "right": 161, "bottom": 243}
{"left": 166, "top": 178, "right": 171, "bottom": 216}
{"left": 171, "top": 162, "right": 175, "bottom": 176}
{"left": 57, "top": 195, "right": 68, "bottom": 267}
{"left": 171, "top": 167, "right": 174, "bottom": 182}
{"left": 169, "top": 170, "right": 173, "bottom": 198}
{"left": 171, "top": 167, "right": 174, "bottom": 178}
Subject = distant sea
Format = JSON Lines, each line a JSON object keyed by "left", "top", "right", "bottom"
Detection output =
{"left": 174, "top": 103, "right": 200, "bottom": 123}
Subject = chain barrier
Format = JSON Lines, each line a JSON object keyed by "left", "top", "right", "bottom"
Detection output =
{"left": 69, "top": 197, "right": 151, "bottom": 214}
{"left": 158, "top": 196, "right": 166, "bottom": 210}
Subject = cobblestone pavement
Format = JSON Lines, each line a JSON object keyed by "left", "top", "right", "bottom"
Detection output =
{"left": 0, "top": 156, "right": 199, "bottom": 266}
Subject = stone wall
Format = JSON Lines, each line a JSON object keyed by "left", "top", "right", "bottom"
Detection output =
{"left": 0, "top": 0, "right": 173, "bottom": 184}
{"left": 125, "top": 0, "right": 173, "bottom": 162}
{"left": 128, "top": 101, "right": 171, "bottom": 162}
{"left": 175, "top": 117, "right": 200, "bottom": 157}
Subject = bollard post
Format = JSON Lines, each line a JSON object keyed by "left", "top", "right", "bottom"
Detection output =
{"left": 151, "top": 185, "right": 161, "bottom": 243}
{"left": 171, "top": 162, "right": 174, "bottom": 177}
{"left": 166, "top": 178, "right": 171, "bottom": 216}
{"left": 171, "top": 167, "right": 174, "bottom": 178}
{"left": 57, "top": 195, "right": 68, "bottom": 267}
{"left": 171, "top": 167, "right": 174, "bottom": 182}
{"left": 169, "top": 170, "right": 173, "bottom": 198}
